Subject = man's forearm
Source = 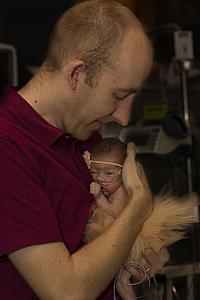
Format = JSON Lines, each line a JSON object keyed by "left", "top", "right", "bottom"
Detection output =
{"left": 70, "top": 196, "right": 151, "bottom": 299}
{"left": 9, "top": 194, "right": 151, "bottom": 300}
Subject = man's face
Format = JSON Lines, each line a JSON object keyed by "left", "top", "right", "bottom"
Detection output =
{"left": 64, "top": 29, "right": 152, "bottom": 140}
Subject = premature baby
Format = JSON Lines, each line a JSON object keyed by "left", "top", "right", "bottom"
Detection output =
{"left": 83, "top": 138, "right": 197, "bottom": 299}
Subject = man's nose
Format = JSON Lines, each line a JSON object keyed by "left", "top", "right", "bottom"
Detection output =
{"left": 112, "top": 97, "right": 133, "bottom": 126}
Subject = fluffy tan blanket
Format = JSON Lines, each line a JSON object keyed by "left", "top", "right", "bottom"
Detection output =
{"left": 84, "top": 193, "right": 198, "bottom": 262}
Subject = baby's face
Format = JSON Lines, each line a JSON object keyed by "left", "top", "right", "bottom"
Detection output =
{"left": 90, "top": 154, "right": 122, "bottom": 196}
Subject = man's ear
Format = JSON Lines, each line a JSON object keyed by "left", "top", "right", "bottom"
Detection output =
{"left": 66, "top": 60, "right": 85, "bottom": 90}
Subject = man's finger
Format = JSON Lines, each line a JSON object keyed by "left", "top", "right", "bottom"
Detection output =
{"left": 126, "top": 142, "right": 136, "bottom": 157}
{"left": 127, "top": 142, "right": 135, "bottom": 150}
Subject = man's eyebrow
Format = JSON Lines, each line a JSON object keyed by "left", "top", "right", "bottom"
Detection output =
{"left": 117, "top": 88, "right": 138, "bottom": 94}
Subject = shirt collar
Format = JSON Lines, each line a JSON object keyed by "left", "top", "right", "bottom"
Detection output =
{"left": 1, "top": 87, "right": 66, "bottom": 146}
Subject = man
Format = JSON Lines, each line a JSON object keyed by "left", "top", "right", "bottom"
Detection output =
{"left": 0, "top": 1, "right": 169, "bottom": 299}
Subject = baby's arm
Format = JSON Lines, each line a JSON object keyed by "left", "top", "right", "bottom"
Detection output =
{"left": 110, "top": 186, "right": 128, "bottom": 217}
{"left": 90, "top": 182, "right": 116, "bottom": 217}
{"left": 90, "top": 183, "right": 127, "bottom": 218}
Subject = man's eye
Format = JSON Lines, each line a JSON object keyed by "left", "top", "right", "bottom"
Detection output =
{"left": 115, "top": 94, "right": 127, "bottom": 100}
{"left": 113, "top": 92, "right": 127, "bottom": 100}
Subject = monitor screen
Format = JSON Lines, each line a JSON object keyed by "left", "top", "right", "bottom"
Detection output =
{"left": 0, "top": 44, "right": 18, "bottom": 97}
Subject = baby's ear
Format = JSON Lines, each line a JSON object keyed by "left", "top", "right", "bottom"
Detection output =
{"left": 83, "top": 151, "right": 91, "bottom": 169}
{"left": 117, "top": 169, "right": 122, "bottom": 176}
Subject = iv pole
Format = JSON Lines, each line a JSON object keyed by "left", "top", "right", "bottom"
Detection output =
{"left": 174, "top": 31, "right": 199, "bottom": 300}
{"left": 174, "top": 31, "right": 198, "bottom": 217}
{"left": 180, "top": 60, "right": 193, "bottom": 193}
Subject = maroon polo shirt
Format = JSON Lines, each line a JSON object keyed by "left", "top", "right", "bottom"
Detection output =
{"left": 0, "top": 87, "right": 115, "bottom": 299}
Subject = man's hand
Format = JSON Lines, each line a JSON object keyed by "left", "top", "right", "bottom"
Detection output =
{"left": 122, "top": 143, "right": 150, "bottom": 197}
{"left": 116, "top": 270, "right": 136, "bottom": 300}
{"left": 142, "top": 247, "right": 169, "bottom": 277}
{"left": 125, "top": 247, "right": 170, "bottom": 280}
{"left": 122, "top": 143, "right": 153, "bottom": 215}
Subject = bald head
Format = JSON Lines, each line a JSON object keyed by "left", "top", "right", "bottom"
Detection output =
{"left": 42, "top": 0, "right": 152, "bottom": 86}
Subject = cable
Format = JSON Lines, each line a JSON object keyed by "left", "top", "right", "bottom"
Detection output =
{"left": 113, "top": 261, "right": 159, "bottom": 300}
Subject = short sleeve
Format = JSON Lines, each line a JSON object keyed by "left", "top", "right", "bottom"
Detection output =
{"left": 0, "top": 138, "right": 63, "bottom": 255}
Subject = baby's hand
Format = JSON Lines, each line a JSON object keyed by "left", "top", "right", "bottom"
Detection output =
{"left": 90, "top": 182, "right": 103, "bottom": 199}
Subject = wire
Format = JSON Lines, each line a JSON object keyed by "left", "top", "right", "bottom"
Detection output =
{"left": 113, "top": 261, "right": 159, "bottom": 300}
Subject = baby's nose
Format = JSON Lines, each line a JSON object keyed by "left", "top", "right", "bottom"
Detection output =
{"left": 96, "top": 174, "right": 106, "bottom": 183}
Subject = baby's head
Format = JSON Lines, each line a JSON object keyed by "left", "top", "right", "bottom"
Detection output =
{"left": 90, "top": 138, "right": 126, "bottom": 196}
